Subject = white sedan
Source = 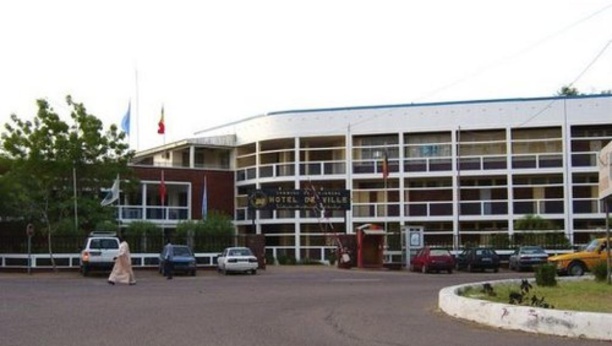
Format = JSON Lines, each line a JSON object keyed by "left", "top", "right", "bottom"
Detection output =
{"left": 217, "top": 247, "right": 259, "bottom": 275}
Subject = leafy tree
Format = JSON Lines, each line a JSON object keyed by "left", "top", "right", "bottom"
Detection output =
{"left": 175, "top": 212, "right": 235, "bottom": 251}
{"left": 0, "top": 96, "right": 136, "bottom": 269}
{"left": 176, "top": 211, "right": 234, "bottom": 237}
{"left": 514, "top": 214, "right": 554, "bottom": 230}
{"left": 123, "top": 221, "right": 161, "bottom": 253}
{"left": 556, "top": 85, "right": 581, "bottom": 96}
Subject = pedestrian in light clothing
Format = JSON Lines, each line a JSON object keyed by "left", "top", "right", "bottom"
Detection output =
{"left": 163, "top": 240, "right": 174, "bottom": 280}
{"left": 108, "top": 236, "right": 136, "bottom": 285}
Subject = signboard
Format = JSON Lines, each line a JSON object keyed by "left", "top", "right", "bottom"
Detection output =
{"left": 248, "top": 189, "right": 351, "bottom": 210}
{"left": 599, "top": 141, "right": 612, "bottom": 200}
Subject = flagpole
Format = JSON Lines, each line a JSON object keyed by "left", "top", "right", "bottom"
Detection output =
{"left": 161, "top": 170, "right": 165, "bottom": 243}
{"left": 135, "top": 67, "right": 140, "bottom": 150}
{"left": 115, "top": 174, "right": 121, "bottom": 232}
{"left": 73, "top": 163, "right": 78, "bottom": 233}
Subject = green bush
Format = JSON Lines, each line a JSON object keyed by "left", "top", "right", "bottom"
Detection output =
{"left": 299, "top": 257, "right": 322, "bottom": 265}
{"left": 591, "top": 261, "right": 610, "bottom": 282}
{"left": 277, "top": 255, "right": 297, "bottom": 265}
{"left": 534, "top": 263, "right": 557, "bottom": 287}
{"left": 265, "top": 253, "right": 276, "bottom": 266}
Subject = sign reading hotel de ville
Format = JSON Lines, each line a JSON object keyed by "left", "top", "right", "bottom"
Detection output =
{"left": 599, "top": 140, "right": 612, "bottom": 200}
{"left": 248, "top": 189, "right": 351, "bottom": 210}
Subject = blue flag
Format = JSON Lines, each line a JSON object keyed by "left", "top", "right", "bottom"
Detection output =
{"left": 121, "top": 101, "right": 131, "bottom": 135}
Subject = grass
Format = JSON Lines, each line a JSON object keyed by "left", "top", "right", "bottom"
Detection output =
{"left": 460, "top": 279, "right": 612, "bottom": 313}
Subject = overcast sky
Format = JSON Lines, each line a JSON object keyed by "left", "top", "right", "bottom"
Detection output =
{"left": 1, "top": 0, "right": 611, "bottom": 151}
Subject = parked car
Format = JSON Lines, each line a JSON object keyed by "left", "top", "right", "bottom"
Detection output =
{"left": 508, "top": 246, "right": 549, "bottom": 271}
{"left": 455, "top": 247, "right": 500, "bottom": 272}
{"left": 410, "top": 247, "right": 454, "bottom": 274}
{"left": 159, "top": 245, "right": 197, "bottom": 276}
{"left": 80, "top": 231, "right": 120, "bottom": 276}
{"left": 217, "top": 247, "right": 258, "bottom": 275}
{"left": 547, "top": 237, "right": 610, "bottom": 276}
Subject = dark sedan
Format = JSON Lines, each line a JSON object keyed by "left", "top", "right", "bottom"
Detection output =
{"left": 455, "top": 247, "right": 500, "bottom": 272}
{"left": 159, "top": 245, "right": 197, "bottom": 276}
{"left": 508, "top": 246, "right": 549, "bottom": 271}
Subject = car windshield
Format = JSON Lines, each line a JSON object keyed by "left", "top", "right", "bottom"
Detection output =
{"left": 585, "top": 239, "right": 602, "bottom": 252}
{"left": 173, "top": 247, "right": 192, "bottom": 256}
{"left": 90, "top": 239, "right": 119, "bottom": 250}
{"left": 229, "top": 249, "right": 253, "bottom": 256}
{"left": 430, "top": 249, "right": 450, "bottom": 256}
{"left": 522, "top": 247, "right": 545, "bottom": 254}
{"left": 476, "top": 249, "right": 494, "bottom": 256}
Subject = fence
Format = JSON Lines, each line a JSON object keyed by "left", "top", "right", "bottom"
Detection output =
{"left": 0, "top": 233, "right": 264, "bottom": 270}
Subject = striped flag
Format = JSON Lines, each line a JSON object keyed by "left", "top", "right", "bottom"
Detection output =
{"left": 101, "top": 175, "right": 120, "bottom": 206}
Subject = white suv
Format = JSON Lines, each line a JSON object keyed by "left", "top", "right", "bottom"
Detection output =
{"left": 80, "top": 231, "right": 120, "bottom": 276}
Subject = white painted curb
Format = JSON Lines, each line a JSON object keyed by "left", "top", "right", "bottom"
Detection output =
{"left": 438, "top": 278, "right": 612, "bottom": 341}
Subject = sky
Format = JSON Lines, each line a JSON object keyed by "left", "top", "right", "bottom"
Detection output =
{"left": 1, "top": 1, "right": 611, "bottom": 151}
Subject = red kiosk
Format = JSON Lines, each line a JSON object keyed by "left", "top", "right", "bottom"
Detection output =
{"left": 356, "top": 224, "right": 386, "bottom": 269}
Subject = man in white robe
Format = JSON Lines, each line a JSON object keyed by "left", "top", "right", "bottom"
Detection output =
{"left": 108, "top": 238, "right": 136, "bottom": 285}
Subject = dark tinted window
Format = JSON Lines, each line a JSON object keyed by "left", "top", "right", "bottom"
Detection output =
{"left": 173, "top": 246, "right": 192, "bottom": 256}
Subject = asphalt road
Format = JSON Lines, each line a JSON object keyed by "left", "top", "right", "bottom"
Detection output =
{"left": 0, "top": 266, "right": 606, "bottom": 346}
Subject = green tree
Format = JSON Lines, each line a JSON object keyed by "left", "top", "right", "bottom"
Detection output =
{"left": 0, "top": 96, "right": 136, "bottom": 269}
{"left": 556, "top": 85, "right": 581, "bottom": 96}
{"left": 514, "top": 214, "right": 554, "bottom": 230}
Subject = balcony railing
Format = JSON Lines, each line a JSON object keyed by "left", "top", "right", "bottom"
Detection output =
{"left": 118, "top": 205, "right": 190, "bottom": 221}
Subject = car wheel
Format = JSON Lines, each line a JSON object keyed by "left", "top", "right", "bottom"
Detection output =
{"left": 251, "top": 269, "right": 257, "bottom": 275}
{"left": 568, "top": 262, "right": 586, "bottom": 276}
{"left": 421, "top": 265, "right": 428, "bottom": 274}
{"left": 191, "top": 270, "right": 196, "bottom": 276}
{"left": 447, "top": 268, "right": 453, "bottom": 274}
{"left": 493, "top": 267, "right": 499, "bottom": 273}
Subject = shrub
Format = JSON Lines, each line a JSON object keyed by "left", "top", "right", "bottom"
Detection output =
{"left": 591, "top": 261, "right": 610, "bottom": 282}
{"left": 327, "top": 252, "right": 337, "bottom": 265}
{"left": 299, "top": 257, "right": 322, "bottom": 265}
{"left": 277, "top": 255, "right": 297, "bottom": 265}
{"left": 265, "top": 253, "right": 276, "bottom": 266}
{"left": 534, "top": 263, "right": 557, "bottom": 287}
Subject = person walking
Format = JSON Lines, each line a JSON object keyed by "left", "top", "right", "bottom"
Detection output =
{"left": 108, "top": 236, "right": 136, "bottom": 285}
{"left": 163, "top": 240, "right": 174, "bottom": 280}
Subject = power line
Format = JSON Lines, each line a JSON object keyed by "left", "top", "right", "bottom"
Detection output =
{"left": 414, "top": 3, "right": 612, "bottom": 103}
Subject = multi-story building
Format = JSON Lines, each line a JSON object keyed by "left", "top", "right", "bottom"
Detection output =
{"left": 130, "top": 95, "right": 612, "bottom": 261}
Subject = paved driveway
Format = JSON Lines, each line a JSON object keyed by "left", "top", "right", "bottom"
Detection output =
{"left": 0, "top": 266, "right": 604, "bottom": 346}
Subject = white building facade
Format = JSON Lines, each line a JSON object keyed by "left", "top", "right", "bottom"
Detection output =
{"left": 189, "top": 95, "right": 612, "bottom": 261}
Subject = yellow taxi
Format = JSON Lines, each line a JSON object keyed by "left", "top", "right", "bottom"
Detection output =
{"left": 547, "top": 237, "right": 610, "bottom": 276}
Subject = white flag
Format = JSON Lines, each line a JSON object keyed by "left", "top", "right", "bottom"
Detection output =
{"left": 101, "top": 175, "right": 120, "bottom": 206}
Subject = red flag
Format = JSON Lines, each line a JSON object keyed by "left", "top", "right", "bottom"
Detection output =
{"left": 157, "top": 106, "right": 165, "bottom": 134}
{"left": 159, "top": 170, "right": 166, "bottom": 205}
{"left": 382, "top": 152, "right": 389, "bottom": 180}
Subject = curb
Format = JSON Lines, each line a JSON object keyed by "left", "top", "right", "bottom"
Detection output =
{"left": 438, "top": 278, "right": 612, "bottom": 341}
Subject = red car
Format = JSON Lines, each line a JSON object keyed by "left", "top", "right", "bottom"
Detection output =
{"left": 410, "top": 247, "right": 455, "bottom": 274}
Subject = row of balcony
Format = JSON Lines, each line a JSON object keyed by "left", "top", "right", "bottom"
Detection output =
{"left": 236, "top": 152, "right": 601, "bottom": 182}
{"left": 233, "top": 197, "right": 607, "bottom": 221}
